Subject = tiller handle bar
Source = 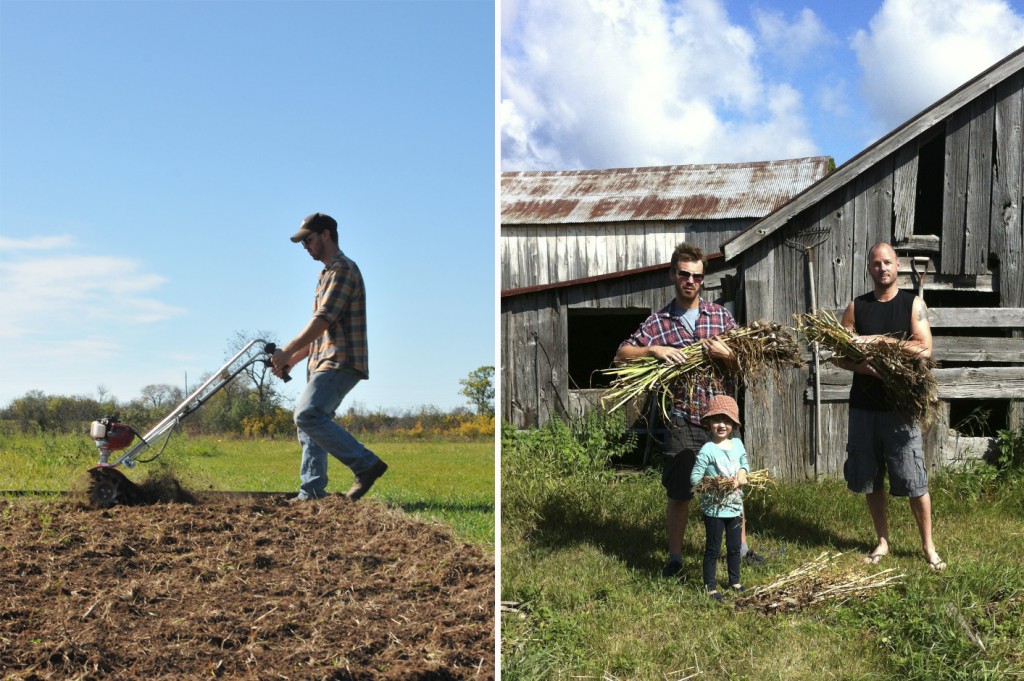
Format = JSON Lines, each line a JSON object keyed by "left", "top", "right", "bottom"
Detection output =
{"left": 98, "top": 339, "right": 289, "bottom": 468}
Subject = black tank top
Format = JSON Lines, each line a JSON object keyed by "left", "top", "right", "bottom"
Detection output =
{"left": 849, "top": 289, "right": 915, "bottom": 411}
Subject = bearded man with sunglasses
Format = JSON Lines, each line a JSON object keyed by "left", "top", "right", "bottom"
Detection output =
{"left": 271, "top": 212, "right": 388, "bottom": 502}
{"left": 616, "top": 242, "right": 761, "bottom": 578}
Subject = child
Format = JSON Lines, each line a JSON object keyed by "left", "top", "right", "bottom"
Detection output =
{"left": 689, "top": 394, "right": 749, "bottom": 602}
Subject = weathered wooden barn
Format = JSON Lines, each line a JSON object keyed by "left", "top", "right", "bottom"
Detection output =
{"left": 500, "top": 158, "right": 832, "bottom": 428}
{"left": 721, "top": 46, "right": 1024, "bottom": 479}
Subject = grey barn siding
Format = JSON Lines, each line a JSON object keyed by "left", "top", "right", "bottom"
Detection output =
{"left": 728, "top": 47, "right": 1024, "bottom": 478}
{"left": 502, "top": 50, "right": 1024, "bottom": 480}
{"left": 501, "top": 218, "right": 752, "bottom": 291}
{"left": 502, "top": 253, "right": 738, "bottom": 429}
{"left": 501, "top": 159, "right": 832, "bottom": 433}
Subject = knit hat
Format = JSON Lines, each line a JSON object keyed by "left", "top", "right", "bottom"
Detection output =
{"left": 702, "top": 394, "right": 741, "bottom": 427}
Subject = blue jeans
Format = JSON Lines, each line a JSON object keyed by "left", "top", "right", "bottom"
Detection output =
{"left": 294, "top": 370, "right": 381, "bottom": 499}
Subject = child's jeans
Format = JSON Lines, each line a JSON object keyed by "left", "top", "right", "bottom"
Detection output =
{"left": 702, "top": 514, "right": 742, "bottom": 589}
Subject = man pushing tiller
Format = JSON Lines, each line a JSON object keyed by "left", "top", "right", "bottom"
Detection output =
{"left": 271, "top": 212, "right": 388, "bottom": 502}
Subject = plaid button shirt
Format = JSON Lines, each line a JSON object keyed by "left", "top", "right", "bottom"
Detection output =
{"left": 619, "top": 298, "right": 737, "bottom": 425}
{"left": 309, "top": 250, "right": 369, "bottom": 379}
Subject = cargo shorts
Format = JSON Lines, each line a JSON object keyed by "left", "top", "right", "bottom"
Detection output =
{"left": 844, "top": 408, "right": 928, "bottom": 497}
{"left": 661, "top": 414, "right": 708, "bottom": 501}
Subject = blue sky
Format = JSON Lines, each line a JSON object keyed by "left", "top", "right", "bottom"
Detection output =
{"left": 0, "top": 0, "right": 495, "bottom": 412}
{"left": 502, "top": 0, "right": 1024, "bottom": 170}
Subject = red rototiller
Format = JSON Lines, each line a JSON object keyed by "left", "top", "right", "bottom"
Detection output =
{"left": 86, "top": 339, "right": 289, "bottom": 507}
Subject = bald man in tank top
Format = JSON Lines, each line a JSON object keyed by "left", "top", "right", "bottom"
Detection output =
{"left": 835, "top": 242, "right": 945, "bottom": 571}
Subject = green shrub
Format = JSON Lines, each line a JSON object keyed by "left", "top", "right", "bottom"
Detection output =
{"left": 994, "top": 428, "right": 1024, "bottom": 476}
{"left": 501, "top": 411, "right": 636, "bottom": 541}
{"left": 503, "top": 410, "right": 635, "bottom": 478}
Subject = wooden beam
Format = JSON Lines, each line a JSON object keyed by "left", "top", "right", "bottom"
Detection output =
{"left": 927, "top": 307, "right": 1024, "bottom": 327}
{"left": 965, "top": 91, "right": 995, "bottom": 275}
{"left": 937, "top": 367, "right": 1024, "bottom": 398}
{"left": 807, "top": 366, "right": 1024, "bottom": 401}
{"left": 932, "top": 337, "right": 1024, "bottom": 362}
{"left": 894, "top": 234, "right": 940, "bottom": 253}
{"left": 892, "top": 273, "right": 993, "bottom": 292}
{"left": 893, "top": 145, "right": 918, "bottom": 242}
{"left": 829, "top": 307, "right": 1024, "bottom": 327}
{"left": 942, "top": 433, "right": 995, "bottom": 465}
{"left": 943, "top": 106, "right": 971, "bottom": 273}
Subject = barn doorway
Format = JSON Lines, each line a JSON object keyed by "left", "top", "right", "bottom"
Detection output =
{"left": 567, "top": 308, "right": 651, "bottom": 389}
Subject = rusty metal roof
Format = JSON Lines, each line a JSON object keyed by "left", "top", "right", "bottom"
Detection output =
{"left": 502, "top": 157, "right": 832, "bottom": 225}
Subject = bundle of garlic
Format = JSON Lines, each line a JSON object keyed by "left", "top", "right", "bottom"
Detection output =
{"left": 602, "top": 321, "right": 804, "bottom": 419}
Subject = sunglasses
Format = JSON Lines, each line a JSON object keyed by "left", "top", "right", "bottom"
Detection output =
{"left": 675, "top": 269, "right": 705, "bottom": 283}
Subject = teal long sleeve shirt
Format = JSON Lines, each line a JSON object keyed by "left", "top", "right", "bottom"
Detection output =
{"left": 690, "top": 439, "right": 749, "bottom": 518}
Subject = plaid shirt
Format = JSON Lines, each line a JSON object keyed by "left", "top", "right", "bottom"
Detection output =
{"left": 619, "top": 298, "right": 737, "bottom": 425}
{"left": 308, "top": 250, "right": 369, "bottom": 379}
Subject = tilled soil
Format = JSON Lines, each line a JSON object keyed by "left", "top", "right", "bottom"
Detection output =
{"left": 0, "top": 492, "right": 494, "bottom": 680}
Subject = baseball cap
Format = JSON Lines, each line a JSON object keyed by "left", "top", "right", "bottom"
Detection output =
{"left": 290, "top": 212, "right": 337, "bottom": 243}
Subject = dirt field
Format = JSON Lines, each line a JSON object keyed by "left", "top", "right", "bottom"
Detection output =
{"left": 0, "top": 490, "right": 494, "bottom": 680}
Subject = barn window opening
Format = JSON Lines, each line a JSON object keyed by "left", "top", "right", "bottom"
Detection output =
{"left": 926, "top": 288, "right": 1014, "bottom": 439}
{"left": 926, "top": 290, "right": 1002, "bottom": 338}
{"left": 949, "top": 400, "right": 1009, "bottom": 438}
{"left": 913, "top": 131, "right": 945, "bottom": 238}
{"left": 567, "top": 309, "right": 651, "bottom": 389}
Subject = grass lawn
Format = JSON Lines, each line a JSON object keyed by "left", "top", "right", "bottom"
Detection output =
{"left": 0, "top": 432, "right": 495, "bottom": 546}
{"left": 502, "top": 440, "right": 1024, "bottom": 680}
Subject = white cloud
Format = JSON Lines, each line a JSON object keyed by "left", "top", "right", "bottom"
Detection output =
{"left": 0, "top": 234, "right": 193, "bottom": 403}
{"left": 501, "top": 0, "right": 818, "bottom": 171}
{"left": 754, "top": 6, "right": 834, "bottom": 68}
{"left": 0, "top": 255, "right": 184, "bottom": 337}
{"left": 817, "top": 79, "right": 853, "bottom": 118}
{"left": 0, "top": 233, "right": 186, "bottom": 378}
{"left": 0, "top": 234, "right": 76, "bottom": 251}
{"left": 853, "top": 0, "right": 1024, "bottom": 128}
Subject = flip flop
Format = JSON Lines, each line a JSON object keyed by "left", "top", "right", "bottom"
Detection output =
{"left": 864, "top": 549, "right": 888, "bottom": 565}
{"left": 926, "top": 554, "right": 947, "bottom": 572}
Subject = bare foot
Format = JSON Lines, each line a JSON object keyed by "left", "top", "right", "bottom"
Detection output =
{"left": 864, "top": 541, "right": 889, "bottom": 565}
{"left": 925, "top": 550, "right": 946, "bottom": 572}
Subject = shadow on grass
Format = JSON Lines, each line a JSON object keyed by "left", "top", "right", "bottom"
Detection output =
{"left": 524, "top": 479, "right": 868, "bottom": 573}
{"left": 743, "top": 493, "right": 865, "bottom": 553}
{"left": 530, "top": 493, "right": 665, "bottom": 573}
{"left": 395, "top": 500, "right": 494, "bottom": 514}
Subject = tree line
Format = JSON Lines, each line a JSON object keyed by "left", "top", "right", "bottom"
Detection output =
{"left": 0, "top": 356, "right": 495, "bottom": 441}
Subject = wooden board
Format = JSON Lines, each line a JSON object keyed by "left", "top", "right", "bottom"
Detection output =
{"left": 808, "top": 366, "right": 1024, "bottom": 401}
{"left": 965, "top": 90, "right": 995, "bottom": 275}
{"left": 893, "top": 142, "right": 919, "bottom": 242}
{"left": 829, "top": 307, "right": 1024, "bottom": 327}
{"left": 992, "top": 72, "right": 1024, "bottom": 309}
{"left": 943, "top": 106, "right": 971, "bottom": 273}
{"left": 853, "top": 160, "right": 893, "bottom": 294}
{"left": 931, "top": 336, "right": 1024, "bottom": 362}
{"left": 926, "top": 307, "right": 1024, "bottom": 327}
{"left": 741, "top": 241, "right": 779, "bottom": 474}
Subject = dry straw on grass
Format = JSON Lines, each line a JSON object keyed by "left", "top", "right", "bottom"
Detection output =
{"left": 795, "top": 310, "right": 938, "bottom": 426}
{"left": 601, "top": 321, "right": 805, "bottom": 418}
{"left": 736, "top": 551, "right": 905, "bottom": 614}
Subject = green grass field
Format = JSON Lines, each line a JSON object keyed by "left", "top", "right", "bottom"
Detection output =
{"left": 502, "top": 439, "right": 1024, "bottom": 680}
{"left": 0, "top": 432, "right": 495, "bottom": 546}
